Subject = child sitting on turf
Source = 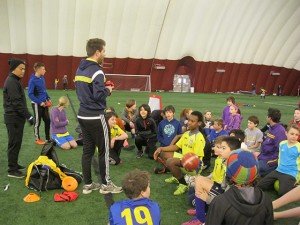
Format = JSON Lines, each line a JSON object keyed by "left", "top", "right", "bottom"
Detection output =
{"left": 205, "top": 150, "right": 273, "bottom": 225}
{"left": 182, "top": 136, "right": 241, "bottom": 225}
{"left": 50, "top": 96, "right": 77, "bottom": 150}
{"left": 121, "top": 99, "right": 137, "bottom": 137}
{"left": 257, "top": 124, "right": 300, "bottom": 196}
{"left": 151, "top": 109, "right": 165, "bottom": 127}
{"left": 290, "top": 108, "right": 300, "bottom": 141}
{"left": 106, "top": 106, "right": 129, "bottom": 148}
{"left": 203, "top": 110, "right": 213, "bottom": 135}
{"left": 244, "top": 115, "right": 263, "bottom": 154}
{"left": 135, "top": 104, "right": 157, "bottom": 159}
{"left": 180, "top": 108, "right": 193, "bottom": 132}
{"left": 157, "top": 105, "right": 182, "bottom": 147}
{"left": 106, "top": 112, "right": 128, "bottom": 165}
{"left": 155, "top": 105, "right": 182, "bottom": 174}
{"left": 106, "top": 106, "right": 125, "bottom": 131}
{"left": 222, "top": 96, "right": 236, "bottom": 130}
{"left": 109, "top": 169, "right": 161, "bottom": 225}
{"left": 225, "top": 105, "right": 242, "bottom": 132}
{"left": 207, "top": 119, "right": 228, "bottom": 146}
{"left": 229, "top": 129, "right": 248, "bottom": 150}
{"left": 153, "top": 111, "right": 205, "bottom": 196}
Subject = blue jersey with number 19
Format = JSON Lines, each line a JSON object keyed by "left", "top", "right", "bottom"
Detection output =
{"left": 109, "top": 198, "right": 161, "bottom": 225}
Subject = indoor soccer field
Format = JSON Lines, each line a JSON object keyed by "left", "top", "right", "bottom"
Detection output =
{"left": 0, "top": 90, "right": 299, "bottom": 225}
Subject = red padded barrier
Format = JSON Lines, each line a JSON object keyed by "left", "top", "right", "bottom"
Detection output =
{"left": 0, "top": 53, "right": 299, "bottom": 95}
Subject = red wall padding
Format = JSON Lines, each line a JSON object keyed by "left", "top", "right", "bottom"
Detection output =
{"left": 0, "top": 53, "right": 299, "bottom": 95}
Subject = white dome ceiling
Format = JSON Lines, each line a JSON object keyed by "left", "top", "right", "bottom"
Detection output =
{"left": 1, "top": 0, "right": 299, "bottom": 70}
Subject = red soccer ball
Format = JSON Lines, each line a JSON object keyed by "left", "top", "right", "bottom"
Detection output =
{"left": 181, "top": 153, "right": 200, "bottom": 171}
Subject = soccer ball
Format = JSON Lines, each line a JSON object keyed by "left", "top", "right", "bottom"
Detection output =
{"left": 181, "top": 153, "right": 200, "bottom": 171}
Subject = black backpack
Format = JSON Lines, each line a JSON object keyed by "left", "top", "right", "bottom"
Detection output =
{"left": 25, "top": 142, "right": 83, "bottom": 191}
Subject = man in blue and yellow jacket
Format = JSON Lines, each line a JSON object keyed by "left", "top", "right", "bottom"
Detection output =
{"left": 75, "top": 38, "right": 122, "bottom": 195}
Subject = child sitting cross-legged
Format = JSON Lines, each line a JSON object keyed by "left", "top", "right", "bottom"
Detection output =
{"left": 109, "top": 169, "right": 161, "bottom": 225}
{"left": 155, "top": 105, "right": 182, "bottom": 173}
{"left": 205, "top": 150, "right": 273, "bottom": 225}
{"left": 244, "top": 115, "right": 263, "bottom": 155}
{"left": 182, "top": 136, "right": 241, "bottom": 225}
{"left": 257, "top": 124, "right": 300, "bottom": 196}
{"left": 153, "top": 111, "right": 205, "bottom": 196}
{"left": 157, "top": 105, "right": 182, "bottom": 147}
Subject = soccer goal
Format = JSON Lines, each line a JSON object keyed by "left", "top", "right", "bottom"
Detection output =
{"left": 105, "top": 74, "right": 151, "bottom": 92}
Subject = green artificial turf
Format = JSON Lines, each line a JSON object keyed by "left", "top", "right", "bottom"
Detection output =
{"left": 0, "top": 90, "right": 299, "bottom": 225}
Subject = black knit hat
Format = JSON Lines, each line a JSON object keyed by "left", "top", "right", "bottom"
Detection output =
{"left": 8, "top": 58, "right": 25, "bottom": 72}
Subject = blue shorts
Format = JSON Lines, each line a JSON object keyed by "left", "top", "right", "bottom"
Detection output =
{"left": 51, "top": 134, "right": 75, "bottom": 147}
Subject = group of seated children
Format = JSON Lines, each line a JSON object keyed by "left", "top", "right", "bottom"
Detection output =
{"left": 109, "top": 123, "right": 299, "bottom": 225}
{"left": 96, "top": 96, "right": 298, "bottom": 224}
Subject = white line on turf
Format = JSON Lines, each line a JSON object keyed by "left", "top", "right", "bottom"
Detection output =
{"left": 264, "top": 102, "right": 296, "bottom": 107}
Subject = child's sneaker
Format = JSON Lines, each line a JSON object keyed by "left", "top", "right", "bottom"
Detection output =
{"left": 187, "top": 208, "right": 196, "bottom": 216}
{"left": 82, "top": 182, "right": 101, "bottom": 194}
{"left": 174, "top": 183, "right": 188, "bottom": 195}
{"left": 181, "top": 217, "right": 205, "bottom": 225}
{"left": 136, "top": 151, "right": 143, "bottom": 158}
{"left": 99, "top": 181, "right": 123, "bottom": 194}
{"left": 164, "top": 176, "right": 179, "bottom": 184}
{"left": 181, "top": 217, "right": 204, "bottom": 225}
{"left": 184, "top": 174, "right": 195, "bottom": 187}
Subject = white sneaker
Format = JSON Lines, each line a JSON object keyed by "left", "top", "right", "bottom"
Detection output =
{"left": 82, "top": 182, "right": 101, "bottom": 194}
{"left": 99, "top": 181, "right": 123, "bottom": 194}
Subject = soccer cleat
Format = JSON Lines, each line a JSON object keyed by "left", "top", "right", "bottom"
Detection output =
{"left": 187, "top": 208, "right": 196, "bottom": 216}
{"left": 35, "top": 139, "right": 46, "bottom": 145}
{"left": 174, "top": 184, "right": 188, "bottom": 195}
{"left": 82, "top": 182, "right": 101, "bottom": 194}
{"left": 7, "top": 170, "right": 25, "bottom": 179}
{"left": 99, "top": 181, "right": 123, "bottom": 194}
{"left": 164, "top": 176, "right": 179, "bottom": 184}
{"left": 181, "top": 217, "right": 204, "bottom": 225}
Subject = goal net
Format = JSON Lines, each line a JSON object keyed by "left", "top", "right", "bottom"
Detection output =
{"left": 105, "top": 74, "right": 151, "bottom": 92}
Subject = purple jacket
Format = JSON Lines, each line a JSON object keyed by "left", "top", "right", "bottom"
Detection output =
{"left": 222, "top": 105, "right": 231, "bottom": 126}
{"left": 225, "top": 114, "right": 242, "bottom": 132}
{"left": 50, "top": 107, "right": 68, "bottom": 134}
{"left": 258, "top": 123, "right": 287, "bottom": 162}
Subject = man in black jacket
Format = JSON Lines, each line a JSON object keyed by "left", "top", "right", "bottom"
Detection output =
{"left": 75, "top": 38, "right": 122, "bottom": 194}
{"left": 3, "top": 59, "right": 34, "bottom": 178}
